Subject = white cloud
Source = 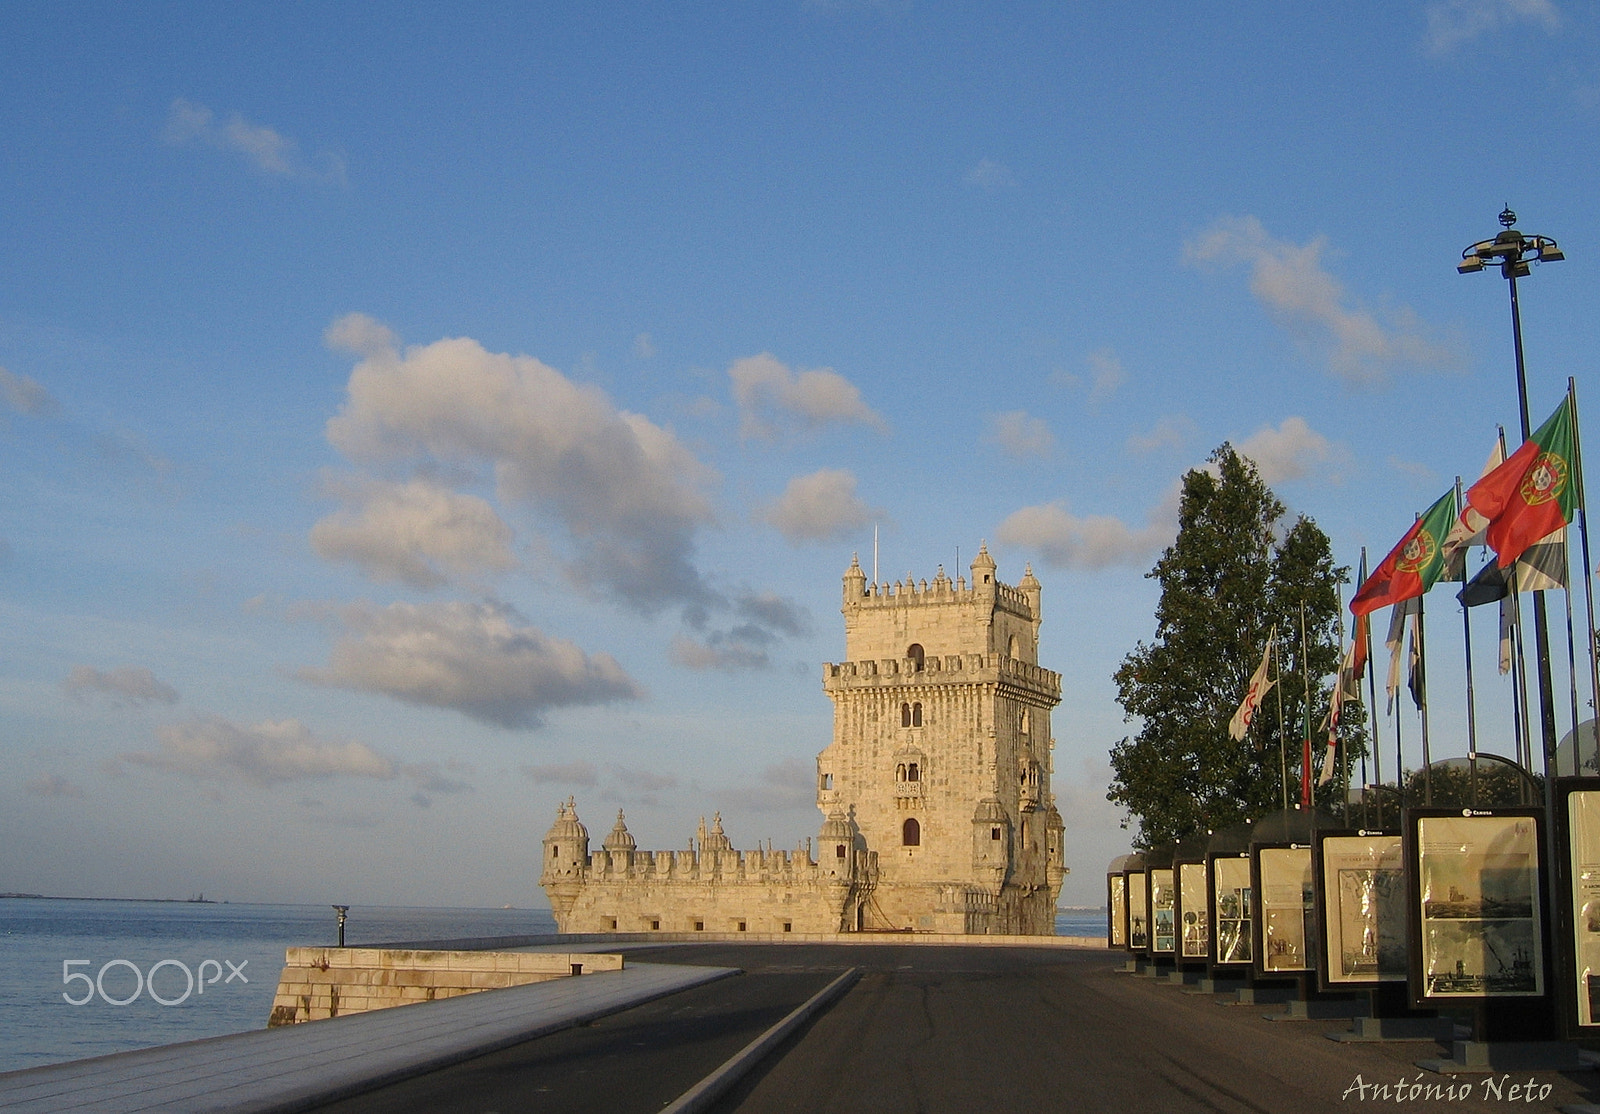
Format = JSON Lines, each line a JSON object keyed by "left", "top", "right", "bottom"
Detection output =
{"left": 1185, "top": 215, "right": 1458, "bottom": 385}
{"left": 310, "top": 476, "right": 516, "bottom": 589}
{"left": 324, "top": 319, "right": 717, "bottom": 612}
{"left": 1425, "top": 0, "right": 1559, "bottom": 54}
{"left": 298, "top": 600, "right": 642, "bottom": 729}
{"left": 522, "top": 761, "right": 599, "bottom": 787}
{"left": 964, "top": 158, "right": 1016, "bottom": 191}
{"left": 26, "top": 774, "right": 85, "bottom": 798}
{"left": 1236, "top": 416, "right": 1342, "bottom": 486}
{"left": 122, "top": 718, "right": 396, "bottom": 787}
{"left": 998, "top": 486, "right": 1180, "bottom": 571}
{"left": 162, "top": 99, "right": 346, "bottom": 185}
{"left": 325, "top": 312, "right": 398, "bottom": 358}
{"left": 0, "top": 365, "right": 59, "bottom": 418}
{"left": 64, "top": 665, "right": 180, "bottom": 707}
{"left": 1388, "top": 455, "right": 1436, "bottom": 484}
{"left": 633, "top": 333, "right": 657, "bottom": 359}
{"left": 1127, "top": 415, "right": 1196, "bottom": 455}
{"left": 670, "top": 632, "right": 772, "bottom": 671}
{"left": 1085, "top": 349, "right": 1125, "bottom": 404}
{"left": 985, "top": 411, "right": 1054, "bottom": 459}
{"left": 729, "top": 353, "right": 886, "bottom": 441}
{"left": 758, "top": 469, "right": 880, "bottom": 544}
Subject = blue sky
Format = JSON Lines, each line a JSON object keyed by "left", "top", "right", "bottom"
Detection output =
{"left": 3, "top": 1, "right": 1598, "bottom": 909}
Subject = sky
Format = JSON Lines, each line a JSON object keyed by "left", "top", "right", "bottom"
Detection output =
{"left": 3, "top": 1, "right": 1599, "bottom": 910}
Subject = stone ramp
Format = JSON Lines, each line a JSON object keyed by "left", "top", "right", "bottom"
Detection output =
{"left": 0, "top": 962, "right": 736, "bottom": 1114}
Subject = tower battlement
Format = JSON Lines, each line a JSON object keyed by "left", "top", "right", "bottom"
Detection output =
{"left": 822, "top": 654, "right": 1061, "bottom": 703}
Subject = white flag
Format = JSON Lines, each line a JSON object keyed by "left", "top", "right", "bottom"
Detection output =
{"left": 1440, "top": 440, "right": 1505, "bottom": 577}
{"left": 1229, "top": 628, "right": 1276, "bottom": 741}
{"left": 1384, "top": 599, "right": 1416, "bottom": 714}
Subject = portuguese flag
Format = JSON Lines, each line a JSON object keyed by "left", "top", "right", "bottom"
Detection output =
{"left": 1349, "top": 489, "right": 1458, "bottom": 617}
{"left": 1465, "top": 395, "right": 1576, "bottom": 570}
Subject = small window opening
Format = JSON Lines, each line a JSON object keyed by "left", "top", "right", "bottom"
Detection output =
{"left": 550, "top": 844, "right": 558, "bottom": 857}
{"left": 902, "top": 817, "right": 921, "bottom": 847}
{"left": 907, "top": 763, "right": 919, "bottom": 782}
{"left": 782, "top": 921, "right": 792, "bottom": 933}
{"left": 991, "top": 826, "right": 1001, "bottom": 841}
{"left": 896, "top": 762, "right": 906, "bottom": 781}
{"left": 836, "top": 843, "right": 847, "bottom": 859}
{"left": 694, "top": 920, "right": 704, "bottom": 932}
{"left": 901, "top": 702, "right": 912, "bottom": 727}
{"left": 1009, "top": 634, "right": 1020, "bottom": 659}
{"left": 907, "top": 643, "right": 925, "bottom": 671}
{"left": 651, "top": 919, "right": 661, "bottom": 930}
{"left": 737, "top": 920, "right": 747, "bottom": 932}
{"left": 1020, "top": 709, "right": 1030, "bottom": 735}
{"left": 820, "top": 772, "right": 833, "bottom": 790}
{"left": 607, "top": 917, "right": 617, "bottom": 931}
{"left": 911, "top": 702, "right": 923, "bottom": 727}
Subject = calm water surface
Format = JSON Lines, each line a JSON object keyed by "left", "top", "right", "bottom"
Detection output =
{"left": 0, "top": 899, "right": 555, "bottom": 1074}
{"left": 0, "top": 900, "right": 1104, "bottom": 1074}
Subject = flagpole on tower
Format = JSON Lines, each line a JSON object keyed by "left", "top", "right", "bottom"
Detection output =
{"left": 1275, "top": 634, "right": 1288, "bottom": 812}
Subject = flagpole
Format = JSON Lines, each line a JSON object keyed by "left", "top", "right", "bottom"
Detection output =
{"left": 1360, "top": 549, "right": 1383, "bottom": 826}
{"left": 1393, "top": 613, "right": 1406, "bottom": 806}
{"left": 1337, "top": 586, "right": 1350, "bottom": 827}
{"left": 1415, "top": 598, "right": 1432, "bottom": 806}
{"left": 1275, "top": 633, "right": 1288, "bottom": 812}
{"left": 1300, "top": 602, "right": 1313, "bottom": 810}
{"left": 1570, "top": 376, "right": 1600, "bottom": 775}
{"left": 1458, "top": 477, "right": 1481, "bottom": 807}
{"left": 1564, "top": 560, "right": 1580, "bottom": 777}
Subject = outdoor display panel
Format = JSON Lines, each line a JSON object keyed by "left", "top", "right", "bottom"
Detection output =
{"left": 1178, "top": 860, "right": 1209, "bottom": 960}
{"left": 1127, "top": 870, "right": 1149, "bottom": 951}
{"left": 1209, "top": 852, "right": 1252, "bottom": 966}
{"left": 1253, "top": 844, "right": 1315, "bottom": 975}
{"left": 1108, "top": 871, "right": 1127, "bottom": 947}
{"left": 1314, "top": 830, "right": 1405, "bottom": 987}
{"left": 1405, "top": 808, "right": 1546, "bottom": 1004}
{"left": 1149, "top": 867, "right": 1176, "bottom": 954}
{"left": 1558, "top": 781, "right": 1600, "bottom": 1027}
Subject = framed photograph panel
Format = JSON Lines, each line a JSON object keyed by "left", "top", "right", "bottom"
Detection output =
{"left": 1314, "top": 830, "right": 1405, "bottom": 988}
{"left": 1178, "top": 860, "right": 1209, "bottom": 961}
{"left": 1108, "top": 871, "right": 1127, "bottom": 948}
{"left": 1405, "top": 808, "right": 1547, "bottom": 1005}
{"left": 1253, "top": 843, "right": 1314, "bottom": 976}
{"left": 1127, "top": 870, "right": 1149, "bottom": 952}
{"left": 1557, "top": 780, "right": 1600, "bottom": 1027}
{"left": 1208, "top": 851, "right": 1252, "bottom": 968}
{"left": 1149, "top": 867, "right": 1176, "bottom": 954}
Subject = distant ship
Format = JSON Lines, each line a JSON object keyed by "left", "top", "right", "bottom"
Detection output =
{"left": 187, "top": 893, "right": 216, "bottom": 904}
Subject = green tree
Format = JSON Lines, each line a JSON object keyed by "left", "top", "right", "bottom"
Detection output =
{"left": 1108, "top": 444, "right": 1359, "bottom": 849}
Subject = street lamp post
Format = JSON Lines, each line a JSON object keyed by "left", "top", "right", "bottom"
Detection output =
{"left": 1459, "top": 207, "right": 1564, "bottom": 779}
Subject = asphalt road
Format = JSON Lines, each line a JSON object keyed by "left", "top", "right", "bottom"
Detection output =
{"left": 308, "top": 944, "right": 1600, "bottom": 1114}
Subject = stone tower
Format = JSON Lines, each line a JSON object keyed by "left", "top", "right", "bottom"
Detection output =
{"left": 817, "top": 544, "right": 1066, "bottom": 933}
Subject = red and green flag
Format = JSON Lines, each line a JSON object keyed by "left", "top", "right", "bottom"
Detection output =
{"left": 1349, "top": 489, "right": 1459, "bottom": 617}
{"left": 1464, "top": 395, "right": 1577, "bottom": 569}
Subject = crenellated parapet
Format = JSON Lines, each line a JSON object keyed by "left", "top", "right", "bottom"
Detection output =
{"left": 822, "top": 653, "right": 1061, "bottom": 704}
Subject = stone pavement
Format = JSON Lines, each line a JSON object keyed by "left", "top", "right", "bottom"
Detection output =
{"left": 0, "top": 962, "right": 734, "bottom": 1114}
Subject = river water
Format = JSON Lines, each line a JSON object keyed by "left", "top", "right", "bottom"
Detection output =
{"left": 0, "top": 899, "right": 1105, "bottom": 1074}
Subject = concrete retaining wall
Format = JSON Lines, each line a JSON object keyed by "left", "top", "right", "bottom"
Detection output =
{"left": 268, "top": 948, "right": 624, "bottom": 1026}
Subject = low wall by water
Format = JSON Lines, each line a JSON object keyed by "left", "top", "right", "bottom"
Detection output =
{"left": 267, "top": 947, "right": 624, "bottom": 1026}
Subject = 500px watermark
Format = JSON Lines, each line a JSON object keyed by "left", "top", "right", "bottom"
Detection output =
{"left": 61, "top": 959, "right": 248, "bottom": 1006}
{"left": 1343, "top": 1072, "right": 1553, "bottom": 1103}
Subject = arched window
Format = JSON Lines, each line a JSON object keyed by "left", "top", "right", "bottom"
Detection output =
{"left": 907, "top": 763, "right": 919, "bottom": 782}
{"left": 836, "top": 843, "right": 847, "bottom": 859}
{"left": 896, "top": 763, "right": 907, "bottom": 781}
{"left": 911, "top": 702, "right": 923, "bottom": 727}
{"left": 901, "top": 702, "right": 911, "bottom": 727}
{"left": 550, "top": 845, "right": 558, "bottom": 857}
{"left": 907, "top": 643, "right": 925, "bottom": 671}
{"left": 1008, "top": 634, "right": 1020, "bottom": 659}
{"left": 902, "top": 818, "right": 920, "bottom": 846}
{"left": 1020, "top": 709, "right": 1030, "bottom": 735}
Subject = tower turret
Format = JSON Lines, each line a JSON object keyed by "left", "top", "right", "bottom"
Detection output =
{"left": 971, "top": 796, "right": 1011, "bottom": 891}
{"left": 540, "top": 798, "right": 590, "bottom": 925}
{"left": 603, "top": 809, "right": 635, "bottom": 872}
{"left": 843, "top": 552, "right": 868, "bottom": 607}
{"left": 970, "top": 541, "right": 997, "bottom": 601}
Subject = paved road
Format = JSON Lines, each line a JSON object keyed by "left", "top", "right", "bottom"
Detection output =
{"left": 305, "top": 965, "right": 839, "bottom": 1114}
{"left": 310, "top": 944, "right": 1600, "bottom": 1114}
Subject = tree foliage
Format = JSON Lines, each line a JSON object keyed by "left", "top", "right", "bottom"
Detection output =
{"left": 1108, "top": 444, "right": 1359, "bottom": 849}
